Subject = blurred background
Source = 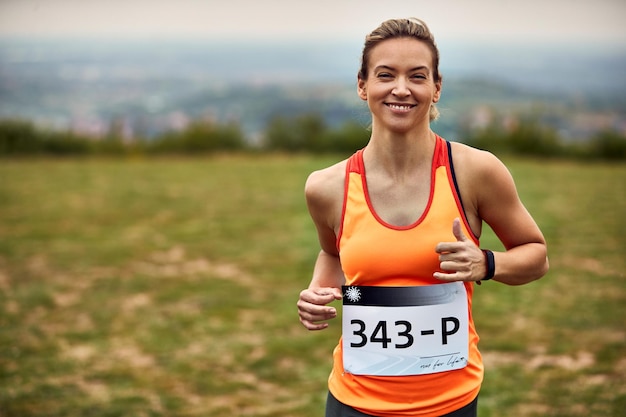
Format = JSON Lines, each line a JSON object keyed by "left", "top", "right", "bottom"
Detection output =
{"left": 0, "top": 0, "right": 625, "bottom": 155}
{"left": 1, "top": 1, "right": 625, "bottom": 417}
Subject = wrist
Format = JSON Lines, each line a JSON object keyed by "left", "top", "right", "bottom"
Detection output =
{"left": 481, "top": 249, "right": 495, "bottom": 281}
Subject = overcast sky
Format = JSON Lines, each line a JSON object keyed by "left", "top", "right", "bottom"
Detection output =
{"left": 0, "top": 0, "right": 625, "bottom": 44}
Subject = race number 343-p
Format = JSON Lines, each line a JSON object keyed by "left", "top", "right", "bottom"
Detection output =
{"left": 342, "top": 282, "right": 469, "bottom": 376}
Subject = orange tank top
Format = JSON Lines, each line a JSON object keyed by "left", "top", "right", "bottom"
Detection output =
{"left": 330, "top": 136, "right": 484, "bottom": 416}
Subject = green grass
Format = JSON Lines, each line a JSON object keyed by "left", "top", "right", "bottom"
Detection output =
{"left": 0, "top": 154, "right": 624, "bottom": 416}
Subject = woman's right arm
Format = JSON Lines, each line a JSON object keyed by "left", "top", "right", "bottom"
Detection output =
{"left": 297, "top": 250, "right": 344, "bottom": 330}
{"left": 297, "top": 165, "right": 346, "bottom": 331}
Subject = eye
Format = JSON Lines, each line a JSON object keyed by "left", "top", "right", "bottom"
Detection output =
{"left": 377, "top": 72, "right": 393, "bottom": 79}
{"left": 411, "top": 73, "right": 427, "bottom": 80}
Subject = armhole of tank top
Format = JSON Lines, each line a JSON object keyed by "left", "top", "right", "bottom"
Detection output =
{"left": 336, "top": 151, "right": 361, "bottom": 251}
{"left": 446, "top": 140, "right": 479, "bottom": 242}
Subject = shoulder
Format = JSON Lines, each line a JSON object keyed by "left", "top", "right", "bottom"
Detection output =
{"left": 449, "top": 141, "right": 507, "bottom": 177}
{"left": 448, "top": 141, "right": 516, "bottom": 195}
{"left": 304, "top": 158, "right": 349, "bottom": 254}
{"left": 304, "top": 159, "right": 348, "bottom": 227}
{"left": 448, "top": 141, "right": 521, "bottom": 221}
{"left": 305, "top": 159, "right": 347, "bottom": 205}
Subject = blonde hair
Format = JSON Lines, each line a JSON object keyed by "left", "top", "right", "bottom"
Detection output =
{"left": 359, "top": 18, "right": 441, "bottom": 121}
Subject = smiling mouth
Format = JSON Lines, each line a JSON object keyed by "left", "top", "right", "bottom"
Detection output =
{"left": 386, "top": 103, "right": 416, "bottom": 111}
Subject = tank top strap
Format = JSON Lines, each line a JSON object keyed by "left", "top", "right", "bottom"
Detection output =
{"left": 433, "top": 135, "right": 448, "bottom": 170}
{"left": 346, "top": 149, "right": 365, "bottom": 175}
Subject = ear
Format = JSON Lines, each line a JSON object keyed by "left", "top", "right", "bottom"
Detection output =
{"left": 357, "top": 77, "right": 367, "bottom": 101}
{"left": 432, "top": 78, "right": 442, "bottom": 103}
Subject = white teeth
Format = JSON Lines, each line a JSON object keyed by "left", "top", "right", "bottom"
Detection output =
{"left": 388, "top": 104, "right": 413, "bottom": 110}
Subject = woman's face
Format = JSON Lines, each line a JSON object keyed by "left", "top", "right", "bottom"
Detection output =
{"left": 358, "top": 37, "right": 441, "bottom": 134}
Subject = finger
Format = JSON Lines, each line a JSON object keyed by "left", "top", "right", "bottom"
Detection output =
{"left": 300, "top": 288, "right": 340, "bottom": 305}
{"left": 333, "top": 287, "right": 344, "bottom": 300}
{"left": 298, "top": 305, "right": 337, "bottom": 330}
{"left": 438, "top": 251, "right": 461, "bottom": 263}
{"left": 297, "top": 299, "right": 337, "bottom": 320}
{"left": 435, "top": 219, "right": 466, "bottom": 254}
{"left": 433, "top": 271, "right": 457, "bottom": 281}
{"left": 299, "top": 317, "right": 330, "bottom": 331}
{"left": 438, "top": 260, "right": 460, "bottom": 272}
{"left": 317, "top": 287, "right": 344, "bottom": 301}
{"left": 452, "top": 218, "right": 468, "bottom": 242}
{"left": 435, "top": 241, "right": 462, "bottom": 254}
{"left": 299, "top": 312, "right": 336, "bottom": 327}
{"left": 433, "top": 271, "right": 467, "bottom": 282}
{"left": 318, "top": 287, "right": 343, "bottom": 300}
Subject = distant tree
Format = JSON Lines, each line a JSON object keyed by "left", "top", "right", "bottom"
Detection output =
{"left": 264, "top": 113, "right": 327, "bottom": 152}
{"left": 149, "top": 120, "right": 246, "bottom": 154}
{"left": 464, "top": 123, "right": 508, "bottom": 154}
{"left": 319, "top": 121, "right": 370, "bottom": 153}
{"left": 298, "top": 114, "right": 327, "bottom": 152}
{"left": 464, "top": 114, "right": 562, "bottom": 157}
{"left": 507, "top": 117, "right": 562, "bottom": 157}
{"left": 41, "top": 130, "right": 93, "bottom": 155}
{"left": 0, "top": 119, "right": 99, "bottom": 156}
{"left": 264, "top": 116, "right": 294, "bottom": 151}
{"left": 0, "top": 119, "right": 41, "bottom": 155}
{"left": 588, "top": 129, "right": 626, "bottom": 160}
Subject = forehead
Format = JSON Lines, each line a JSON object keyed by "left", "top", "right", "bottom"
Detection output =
{"left": 368, "top": 37, "right": 434, "bottom": 69}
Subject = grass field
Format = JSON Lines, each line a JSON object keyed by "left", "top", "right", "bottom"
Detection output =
{"left": 1, "top": 154, "right": 625, "bottom": 416}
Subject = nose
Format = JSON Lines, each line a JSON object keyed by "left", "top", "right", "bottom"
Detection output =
{"left": 392, "top": 77, "right": 410, "bottom": 97}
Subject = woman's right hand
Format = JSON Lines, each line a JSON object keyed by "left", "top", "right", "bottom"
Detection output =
{"left": 297, "top": 287, "right": 343, "bottom": 330}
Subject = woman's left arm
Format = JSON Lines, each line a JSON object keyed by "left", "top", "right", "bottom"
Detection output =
{"left": 435, "top": 145, "right": 548, "bottom": 285}
{"left": 472, "top": 150, "right": 549, "bottom": 285}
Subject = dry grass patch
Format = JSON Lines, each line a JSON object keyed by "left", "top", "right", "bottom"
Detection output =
{"left": 1, "top": 156, "right": 624, "bottom": 416}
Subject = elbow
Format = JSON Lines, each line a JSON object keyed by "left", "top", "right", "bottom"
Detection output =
{"left": 529, "top": 241, "right": 549, "bottom": 282}
{"left": 537, "top": 254, "right": 550, "bottom": 280}
{"left": 527, "top": 236, "right": 549, "bottom": 280}
{"left": 503, "top": 249, "right": 549, "bottom": 286}
{"left": 527, "top": 252, "right": 549, "bottom": 284}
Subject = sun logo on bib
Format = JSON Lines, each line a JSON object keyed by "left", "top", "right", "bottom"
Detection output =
{"left": 344, "top": 286, "right": 361, "bottom": 303}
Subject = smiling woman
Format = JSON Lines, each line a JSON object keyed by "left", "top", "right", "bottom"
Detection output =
{"left": 357, "top": 37, "right": 442, "bottom": 135}
{"left": 296, "top": 17, "right": 549, "bottom": 417}
{"left": 357, "top": 18, "right": 442, "bottom": 123}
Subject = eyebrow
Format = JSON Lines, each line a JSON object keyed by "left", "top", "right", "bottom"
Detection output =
{"left": 374, "top": 65, "right": 430, "bottom": 72}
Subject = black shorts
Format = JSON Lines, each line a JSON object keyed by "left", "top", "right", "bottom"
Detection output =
{"left": 325, "top": 391, "right": 478, "bottom": 417}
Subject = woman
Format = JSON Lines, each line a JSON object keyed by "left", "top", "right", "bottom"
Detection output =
{"left": 297, "top": 18, "right": 549, "bottom": 417}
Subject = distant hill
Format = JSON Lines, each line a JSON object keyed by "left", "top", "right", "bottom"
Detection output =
{"left": 0, "top": 38, "right": 624, "bottom": 140}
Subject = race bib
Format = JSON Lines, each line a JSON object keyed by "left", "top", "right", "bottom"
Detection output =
{"left": 342, "top": 282, "right": 469, "bottom": 376}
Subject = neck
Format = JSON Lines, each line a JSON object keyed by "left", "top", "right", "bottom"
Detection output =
{"left": 363, "top": 129, "right": 437, "bottom": 179}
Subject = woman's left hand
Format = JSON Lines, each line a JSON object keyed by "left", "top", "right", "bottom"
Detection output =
{"left": 433, "top": 218, "right": 487, "bottom": 282}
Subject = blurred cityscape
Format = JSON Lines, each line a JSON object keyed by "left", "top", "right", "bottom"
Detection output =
{"left": 1, "top": 38, "right": 625, "bottom": 144}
